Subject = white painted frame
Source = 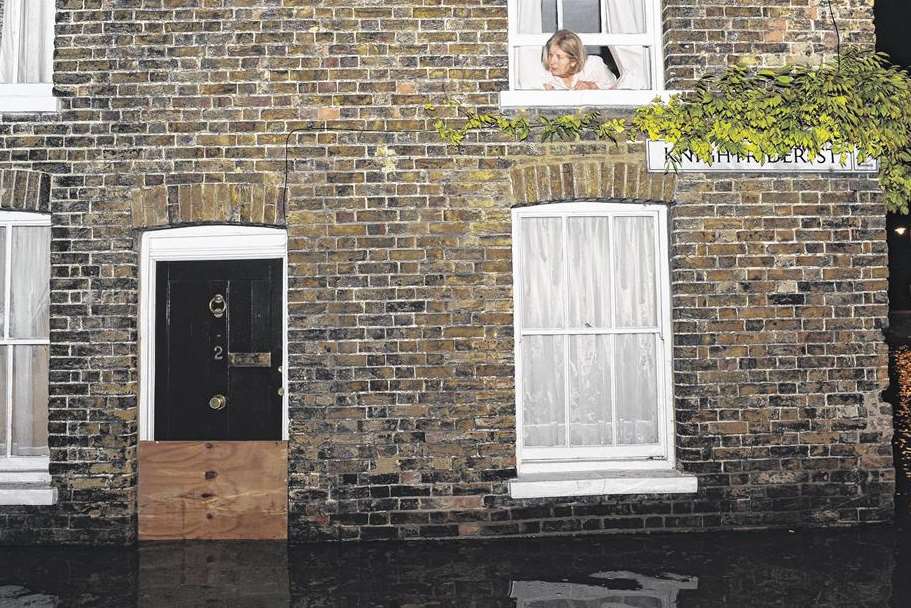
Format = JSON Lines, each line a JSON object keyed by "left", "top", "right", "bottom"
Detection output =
{"left": 511, "top": 202, "right": 675, "bottom": 475}
{"left": 139, "top": 225, "right": 289, "bottom": 441}
{"left": 0, "top": 84, "right": 57, "bottom": 113}
{"left": 0, "top": 211, "right": 54, "bottom": 504}
{"left": 501, "top": 0, "right": 672, "bottom": 108}
{"left": 0, "top": 2, "right": 58, "bottom": 113}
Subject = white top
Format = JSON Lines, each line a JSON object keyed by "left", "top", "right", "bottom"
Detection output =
{"left": 543, "top": 56, "right": 618, "bottom": 90}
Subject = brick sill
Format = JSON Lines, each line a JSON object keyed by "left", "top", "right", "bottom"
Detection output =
{"left": 508, "top": 469, "right": 697, "bottom": 499}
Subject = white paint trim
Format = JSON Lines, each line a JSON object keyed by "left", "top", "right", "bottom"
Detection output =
{"left": 0, "top": 84, "right": 57, "bottom": 113}
{"left": 0, "top": 485, "right": 57, "bottom": 505}
{"left": 504, "top": 0, "right": 671, "bottom": 109}
{"left": 139, "top": 225, "right": 289, "bottom": 441}
{"left": 512, "top": 202, "right": 675, "bottom": 476}
{"left": 0, "top": 459, "right": 54, "bottom": 505}
{"left": 499, "top": 89, "right": 677, "bottom": 109}
{"left": 0, "top": 213, "right": 52, "bottom": 467}
{"left": 508, "top": 469, "right": 697, "bottom": 499}
{"left": 0, "top": 455, "right": 49, "bottom": 472}
{"left": 0, "top": 212, "right": 51, "bottom": 225}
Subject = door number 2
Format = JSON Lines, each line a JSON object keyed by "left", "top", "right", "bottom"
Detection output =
{"left": 213, "top": 346, "right": 223, "bottom": 360}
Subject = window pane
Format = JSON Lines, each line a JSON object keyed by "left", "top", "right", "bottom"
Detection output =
{"left": 567, "top": 216, "right": 611, "bottom": 328}
{"left": 541, "top": 0, "right": 558, "bottom": 32}
{"left": 519, "top": 217, "right": 563, "bottom": 329}
{"left": 605, "top": 0, "right": 647, "bottom": 34}
{"left": 0, "top": 345, "right": 7, "bottom": 455}
{"left": 563, "top": 0, "right": 603, "bottom": 33}
{"left": 615, "top": 334, "right": 658, "bottom": 445}
{"left": 0, "top": 0, "right": 54, "bottom": 83}
{"left": 0, "top": 226, "right": 5, "bottom": 336}
{"left": 522, "top": 335, "right": 565, "bottom": 447}
{"left": 11, "top": 345, "right": 49, "bottom": 457}
{"left": 10, "top": 226, "right": 50, "bottom": 339}
{"left": 569, "top": 335, "right": 613, "bottom": 446}
{"left": 614, "top": 216, "right": 657, "bottom": 328}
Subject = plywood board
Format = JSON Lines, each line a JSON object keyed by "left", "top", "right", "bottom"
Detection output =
{"left": 139, "top": 441, "right": 287, "bottom": 540}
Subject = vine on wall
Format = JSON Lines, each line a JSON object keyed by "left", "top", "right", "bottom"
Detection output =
{"left": 431, "top": 50, "right": 911, "bottom": 214}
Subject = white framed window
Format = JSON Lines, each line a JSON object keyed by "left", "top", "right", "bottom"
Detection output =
{"left": 502, "top": 0, "right": 672, "bottom": 108}
{"left": 0, "top": 210, "right": 55, "bottom": 506}
{"left": 512, "top": 202, "right": 678, "bottom": 482}
{"left": 0, "top": 0, "right": 56, "bottom": 112}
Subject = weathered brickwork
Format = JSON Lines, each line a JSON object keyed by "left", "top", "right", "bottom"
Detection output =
{"left": 0, "top": 0, "right": 893, "bottom": 544}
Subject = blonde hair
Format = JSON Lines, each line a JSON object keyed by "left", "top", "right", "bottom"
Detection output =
{"left": 542, "top": 30, "right": 587, "bottom": 75}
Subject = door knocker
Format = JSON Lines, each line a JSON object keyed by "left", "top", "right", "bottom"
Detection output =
{"left": 208, "top": 294, "right": 226, "bottom": 318}
{"left": 208, "top": 394, "right": 227, "bottom": 411}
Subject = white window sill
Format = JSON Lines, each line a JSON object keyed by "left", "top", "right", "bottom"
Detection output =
{"left": 0, "top": 456, "right": 56, "bottom": 505}
{"left": 0, "top": 484, "right": 57, "bottom": 505}
{"left": 508, "top": 469, "right": 697, "bottom": 499}
{"left": 0, "top": 83, "right": 58, "bottom": 112}
{"left": 499, "top": 89, "right": 681, "bottom": 110}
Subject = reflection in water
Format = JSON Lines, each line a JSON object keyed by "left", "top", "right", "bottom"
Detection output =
{"left": 138, "top": 542, "right": 289, "bottom": 608}
{"left": 0, "top": 585, "right": 59, "bottom": 608}
{"left": 891, "top": 346, "right": 911, "bottom": 499}
{"left": 0, "top": 528, "right": 906, "bottom": 607}
{"left": 511, "top": 571, "right": 697, "bottom": 608}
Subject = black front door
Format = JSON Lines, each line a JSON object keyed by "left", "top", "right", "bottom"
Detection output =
{"left": 154, "top": 259, "right": 283, "bottom": 441}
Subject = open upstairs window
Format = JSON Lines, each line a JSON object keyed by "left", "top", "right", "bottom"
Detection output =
{"left": 0, "top": 0, "right": 56, "bottom": 112}
{"left": 502, "top": 0, "right": 667, "bottom": 108}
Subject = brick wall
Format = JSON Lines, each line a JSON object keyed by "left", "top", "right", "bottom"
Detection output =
{"left": 0, "top": 0, "right": 893, "bottom": 544}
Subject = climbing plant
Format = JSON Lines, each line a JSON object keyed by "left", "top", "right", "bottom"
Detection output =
{"left": 430, "top": 49, "right": 911, "bottom": 214}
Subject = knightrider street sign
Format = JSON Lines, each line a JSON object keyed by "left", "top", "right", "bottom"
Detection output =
{"left": 646, "top": 140, "right": 879, "bottom": 173}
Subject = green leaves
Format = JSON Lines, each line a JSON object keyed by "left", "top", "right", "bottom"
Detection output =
{"left": 430, "top": 49, "right": 911, "bottom": 212}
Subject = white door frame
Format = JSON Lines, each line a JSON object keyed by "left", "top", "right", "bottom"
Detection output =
{"left": 138, "top": 225, "right": 289, "bottom": 441}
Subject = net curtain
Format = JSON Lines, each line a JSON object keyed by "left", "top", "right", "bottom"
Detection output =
{"left": 0, "top": 0, "right": 54, "bottom": 84}
{"left": 515, "top": 0, "right": 650, "bottom": 90}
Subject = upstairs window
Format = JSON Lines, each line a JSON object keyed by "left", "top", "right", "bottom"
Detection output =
{"left": 503, "top": 0, "right": 667, "bottom": 108}
{"left": 0, "top": 0, "right": 56, "bottom": 112}
{"left": 0, "top": 211, "right": 50, "bottom": 463}
{"left": 512, "top": 202, "right": 674, "bottom": 475}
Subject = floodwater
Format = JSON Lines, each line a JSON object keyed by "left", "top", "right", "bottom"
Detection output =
{"left": 0, "top": 526, "right": 907, "bottom": 606}
{"left": 1, "top": 347, "right": 910, "bottom": 607}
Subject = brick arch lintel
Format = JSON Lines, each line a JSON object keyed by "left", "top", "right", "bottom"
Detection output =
{"left": 0, "top": 169, "right": 51, "bottom": 213}
{"left": 130, "top": 181, "right": 286, "bottom": 229}
{"left": 509, "top": 158, "right": 676, "bottom": 206}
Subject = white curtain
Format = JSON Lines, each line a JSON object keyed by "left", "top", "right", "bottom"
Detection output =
{"left": 515, "top": 1, "right": 549, "bottom": 89}
{"left": 12, "top": 345, "right": 49, "bottom": 456}
{"left": 10, "top": 227, "right": 50, "bottom": 338}
{"left": 605, "top": 0, "right": 650, "bottom": 89}
{"left": 519, "top": 214, "right": 659, "bottom": 448}
{"left": 0, "top": 0, "right": 54, "bottom": 83}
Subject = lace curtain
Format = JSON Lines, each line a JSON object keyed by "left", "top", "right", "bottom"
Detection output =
{"left": 0, "top": 0, "right": 54, "bottom": 83}
{"left": 518, "top": 215, "right": 659, "bottom": 448}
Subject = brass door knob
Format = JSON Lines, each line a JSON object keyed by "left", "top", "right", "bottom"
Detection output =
{"left": 208, "top": 394, "right": 227, "bottom": 411}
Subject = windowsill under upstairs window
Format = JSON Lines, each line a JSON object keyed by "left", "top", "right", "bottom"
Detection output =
{"left": 499, "top": 89, "right": 681, "bottom": 110}
{"left": 0, "top": 456, "right": 57, "bottom": 505}
{"left": 0, "top": 83, "right": 57, "bottom": 113}
{"left": 508, "top": 469, "right": 697, "bottom": 499}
